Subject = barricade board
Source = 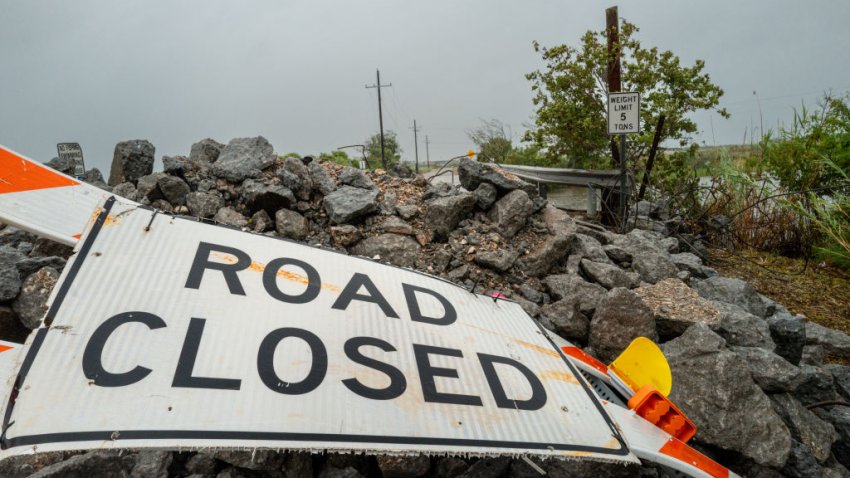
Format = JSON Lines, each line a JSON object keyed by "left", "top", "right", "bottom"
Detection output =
{"left": 0, "top": 198, "right": 635, "bottom": 462}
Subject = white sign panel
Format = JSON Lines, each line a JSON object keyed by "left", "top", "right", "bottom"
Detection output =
{"left": 608, "top": 92, "right": 640, "bottom": 134}
{"left": 0, "top": 198, "right": 635, "bottom": 463}
{"left": 56, "top": 142, "right": 85, "bottom": 176}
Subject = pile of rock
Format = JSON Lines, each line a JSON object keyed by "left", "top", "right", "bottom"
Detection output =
{"left": 2, "top": 136, "right": 850, "bottom": 477}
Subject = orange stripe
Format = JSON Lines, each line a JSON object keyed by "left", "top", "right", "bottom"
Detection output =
{"left": 561, "top": 346, "right": 609, "bottom": 375}
{"left": 0, "top": 345, "right": 12, "bottom": 353}
{"left": 0, "top": 147, "right": 79, "bottom": 194}
{"left": 659, "top": 438, "right": 729, "bottom": 478}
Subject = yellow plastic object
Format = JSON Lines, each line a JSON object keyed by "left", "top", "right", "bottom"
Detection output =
{"left": 609, "top": 337, "right": 672, "bottom": 396}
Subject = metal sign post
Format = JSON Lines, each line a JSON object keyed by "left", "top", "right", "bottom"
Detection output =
{"left": 607, "top": 92, "right": 640, "bottom": 231}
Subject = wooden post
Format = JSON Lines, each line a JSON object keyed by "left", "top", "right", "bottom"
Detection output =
{"left": 638, "top": 114, "right": 666, "bottom": 201}
{"left": 606, "top": 6, "right": 627, "bottom": 231}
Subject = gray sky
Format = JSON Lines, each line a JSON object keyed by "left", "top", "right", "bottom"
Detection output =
{"left": 2, "top": 1, "right": 849, "bottom": 173}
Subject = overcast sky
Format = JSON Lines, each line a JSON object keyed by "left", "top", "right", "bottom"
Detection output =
{"left": 2, "top": 1, "right": 849, "bottom": 173}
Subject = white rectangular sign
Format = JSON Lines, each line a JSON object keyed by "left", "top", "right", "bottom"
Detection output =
{"left": 608, "top": 92, "right": 640, "bottom": 134}
{"left": 0, "top": 198, "right": 635, "bottom": 463}
{"left": 56, "top": 142, "right": 85, "bottom": 176}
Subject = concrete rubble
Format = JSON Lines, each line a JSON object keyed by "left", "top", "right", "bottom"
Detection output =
{"left": 1, "top": 137, "right": 850, "bottom": 477}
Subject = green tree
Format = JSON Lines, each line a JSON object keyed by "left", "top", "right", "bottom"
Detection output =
{"left": 525, "top": 20, "right": 728, "bottom": 169}
{"left": 365, "top": 131, "right": 402, "bottom": 169}
{"left": 762, "top": 93, "right": 850, "bottom": 191}
{"left": 467, "top": 119, "right": 513, "bottom": 163}
{"left": 317, "top": 150, "right": 355, "bottom": 167}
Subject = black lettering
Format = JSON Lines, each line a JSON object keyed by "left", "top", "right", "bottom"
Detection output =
{"left": 172, "top": 318, "right": 241, "bottom": 390}
{"left": 342, "top": 336, "right": 406, "bottom": 400}
{"left": 258, "top": 327, "right": 327, "bottom": 395}
{"left": 83, "top": 311, "right": 166, "bottom": 387}
{"left": 403, "top": 283, "right": 456, "bottom": 326}
{"left": 478, "top": 353, "right": 547, "bottom": 411}
{"left": 263, "top": 257, "right": 321, "bottom": 304}
{"left": 413, "top": 344, "right": 482, "bottom": 406}
{"left": 331, "top": 273, "right": 398, "bottom": 318}
{"left": 185, "top": 242, "right": 251, "bottom": 295}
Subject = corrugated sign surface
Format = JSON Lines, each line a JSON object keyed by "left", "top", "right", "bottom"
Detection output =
{"left": 0, "top": 144, "right": 116, "bottom": 245}
{"left": 0, "top": 198, "right": 635, "bottom": 463}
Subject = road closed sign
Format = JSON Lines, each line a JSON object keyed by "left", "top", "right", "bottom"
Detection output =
{"left": 0, "top": 198, "right": 635, "bottom": 463}
{"left": 608, "top": 92, "right": 640, "bottom": 134}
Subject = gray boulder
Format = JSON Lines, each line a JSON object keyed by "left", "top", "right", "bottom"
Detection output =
{"left": 12, "top": 267, "right": 59, "bottom": 329}
{"left": 213, "top": 207, "right": 248, "bottom": 228}
{"left": 279, "top": 163, "right": 310, "bottom": 200}
{"left": 275, "top": 209, "right": 310, "bottom": 240}
{"left": 543, "top": 273, "right": 606, "bottom": 315}
{"left": 186, "top": 191, "right": 224, "bottom": 218}
{"left": 781, "top": 441, "right": 825, "bottom": 478}
{"left": 670, "top": 252, "right": 709, "bottom": 278}
{"left": 324, "top": 186, "right": 379, "bottom": 224}
{"left": 309, "top": 161, "right": 337, "bottom": 195}
{"left": 108, "top": 139, "right": 155, "bottom": 186}
{"left": 602, "top": 244, "right": 632, "bottom": 264}
{"left": 241, "top": 179, "right": 296, "bottom": 214}
{"left": 112, "top": 182, "right": 137, "bottom": 201}
{"left": 538, "top": 298, "right": 589, "bottom": 344}
{"left": 473, "top": 249, "right": 518, "bottom": 272}
{"left": 712, "top": 300, "right": 776, "bottom": 349}
{"left": 806, "top": 322, "right": 850, "bottom": 359}
{"left": 135, "top": 172, "right": 167, "bottom": 201}
{"left": 632, "top": 251, "right": 679, "bottom": 284}
{"left": 518, "top": 232, "right": 573, "bottom": 277}
{"left": 815, "top": 406, "right": 850, "bottom": 469}
{"left": 488, "top": 190, "right": 533, "bottom": 238}
{"left": 396, "top": 204, "right": 419, "bottom": 220}
{"left": 794, "top": 365, "right": 838, "bottom": 406}
{"left": 731, "top": 346, "right": 804, "bottom": 392}
{"left": 662, "top": 324, "right": 791, "bottom": 467}
{"left": 28, "top": 451, "right": 126, "bottom": 478}
{"left": 473, "top": 182, "right": 497, "bottom": 209}
{"left": 694, "top": 276, "right": 770, "bottom": 318}
{"left": 212, "top": 136, "right": 276, "bottom": 183}
{"left": 339, "top": 167, "right": 375, "bottom": 189}
{"left": 330, "top": 225, "right": 362, "bottom": 247}
{"left": 45, "top": 156, "right": 75, "bottom": 175}
{"left": 156, "top": 175, "right": 191, "bottom": 206}
{"left": 771, "top": 393, "right": 837, "bottom": 464}
{"left": 0, "top": 255, "right": 21, "bottom": 301}
{"left": 16, "top": 256, "right": 66, "bottom": 279}
{"left": 633, "top": 278, "right": 721, "bottom": 340}
{"left": 189, "top": 138, "right": 224, "bottom": 163}
{"left": 571, "top": 233, "right": 611, "bottom": 263}
{"left": 588, "top": 287, "right": 657, "bottom": 362}
{"left": 579, "top": 259, "right": 639, "bottom": 289}
{"left": 130, "top": 450, "right": 173, "bottom": 478}
{"left": 826, "top": 364, "right": 850, "bottom": 400}
{"left": 457, "top": 157, "right": 534, "bottom": 194}
{"left": 250, "top": 210, "right": 273, "bottom": 233}
{"left": 423, "top": 193, "right": 476, "bottom": 239}
{"left": 381, "top": 216, "right": 414, "bottom": 235}
{"left": 768, "top": 311, "right": 806, "bottom": 365}
{"left": 351, "top": 234, "right": 420, "bottom": 268}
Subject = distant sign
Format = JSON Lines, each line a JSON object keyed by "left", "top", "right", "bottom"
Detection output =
{"left": 608, "top": 92, "right": 640, "bottom": 134}
{"left": 57, "top": 142, "right": 85, "bottom": 176}
{"left": 0, "top": 198, "right": 635, "bottom": 463}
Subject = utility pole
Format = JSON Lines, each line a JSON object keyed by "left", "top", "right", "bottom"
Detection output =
{"left": 411, "top": 120, "right": 421, "bottom": 174}
{"left": 606, "top": 6, "right": 626, "bottom": 232}
{"left": 425, "top": 136, "right": 430, "bottom": 168}
{"left": 365, "top": 69, "right": 392, "bottom": 169}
